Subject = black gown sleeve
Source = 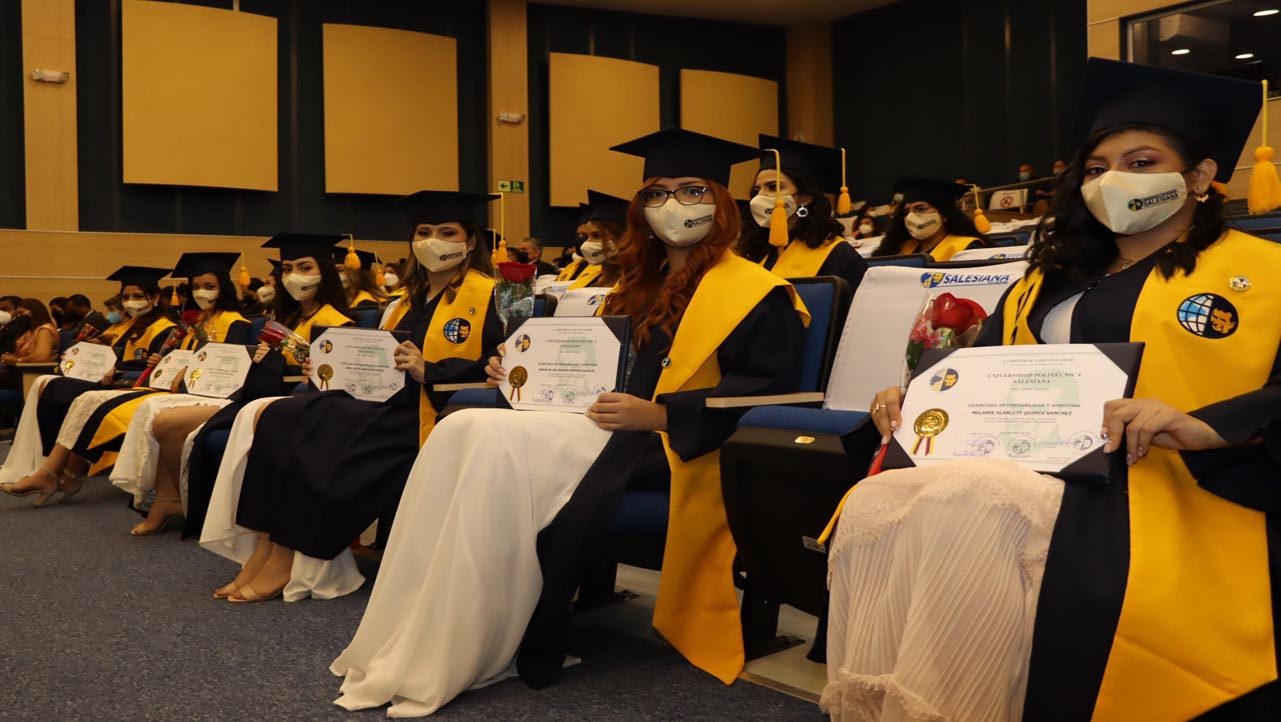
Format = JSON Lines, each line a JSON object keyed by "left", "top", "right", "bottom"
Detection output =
{"left": 817, "top": 241, "right": 869, "bottom": 295}
{"left": 223, "top": 320, "right": 253, "bottom": 345}
{"left": 657, "top": 287, "right": 806, "bottom": 461}
{"left": 972, "top": 284, "right": 1015, "bottom": 348}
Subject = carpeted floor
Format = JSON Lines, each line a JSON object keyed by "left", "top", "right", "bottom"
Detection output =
{"left": 0, "top": 459, "right": 824, "bottom": 722}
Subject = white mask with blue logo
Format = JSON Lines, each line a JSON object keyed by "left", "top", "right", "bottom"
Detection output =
{"left": 1081, "top": 170, "right": 1187, "bottom": 235}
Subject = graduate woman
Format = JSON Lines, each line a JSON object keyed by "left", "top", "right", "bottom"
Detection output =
{"left": 0, "top": 267, "right": 176, "bottom": 503}
{"left": 740, "top": 135, "right": 867, "bottom": 291}
{"left": 826, "top": 59, "right": 1280, "bottom": 721}
{"left": 335, "top": 247, "right": 387, "bottom": 309}
{"left": 555, "top": 202, "right": 614, "bottom": 284}
{"left": 567, "top": 189, "right": 628, "bottom": 290}
{"left": 870, "top": 177, "right": 986, "bottom": 261}
{"left": 211, "top": 191, "right": 503, "bottom": 603}
{"left": 330, "top": 128, "right": 809, "bottom": 716}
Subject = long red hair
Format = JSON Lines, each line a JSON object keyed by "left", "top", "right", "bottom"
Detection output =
{"left": 603, "top": 179, "right": 741, "bottom": 350}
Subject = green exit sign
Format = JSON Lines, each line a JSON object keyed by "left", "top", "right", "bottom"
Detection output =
{"left": 497, "top": 180, "right": 526, "bottom": 193}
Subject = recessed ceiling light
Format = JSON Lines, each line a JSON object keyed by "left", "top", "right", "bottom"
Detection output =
{"left": 1171, "top": 48, "right": 1191, "bottom": 55}
{"left": 1254, "top": 9, "right": 1280, "bottom": 16}
{"left": 1236, "top": 52, "right": 1256, "bottom": 59}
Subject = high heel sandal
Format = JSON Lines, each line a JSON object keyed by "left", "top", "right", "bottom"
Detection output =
{"left": 57, "top": 469, "right": 82, "bottom": 503}
{"left": 0, "top": 467, "right": 61, "bottom": 507}
{"left": 227, "top": 582, "right": 283, "bottom": 604}
{"left": 213, "top": 582, "right": 239, "bottom": 600}
{"left": 129, "top": 497, "right": 184, "bottom": 536}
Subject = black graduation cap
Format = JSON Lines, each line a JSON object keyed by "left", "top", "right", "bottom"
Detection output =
{"left": 893, "top": 177, "right": 969, "bottom": 209}
{"left": 262, "top": 233, "right": 347, "bottom": 261}
{"left": 172, "top": 252, "right": 239, "bottom": 279}
{"left": 332, "top": 246, "right": 377, "bottom": 267}
{"left": 390, "top": 190, "right": 499, "bottom": 227}
{"left": 757, "top": 134, "right": 843, "bottom": 192}
{"left": 106, "top": 266, "right": 171, "bottom": 288}
{"left": 576, "top": 203, "right": 591, "bottom": 226}
{"left": 581, "top": 190, "right": 630, "bottom": 225}
{"left": 1077, "top": 58, "right": 1261, "bottom": 183}
{"left": 610, "top": 128, "right": 760, "bottom": 188}
{"left": 267, "top": 259, "right": 282, "bottom": 273}
{"left": 480, "top": 229, "right": 501, "bottom": 251}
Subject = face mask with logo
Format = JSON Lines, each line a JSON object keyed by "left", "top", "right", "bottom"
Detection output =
{"left": 412, "top": 237, "right": 468, "bottom": 273}
{"left": 282, "top": 273, "right": 322, "bottom": 302}
{"left": 383, "top": 272, "right": 399, "bottom": 288}
{"left": 905, "top": 211, "right": 943, "bottom": 240}
{"left": 859, "top": 223, "right": 875, "bottom": 236}
{"left": 1081, "top": 170, "right": 1188, "bottom": 235}
{"left": 644, "top": 198, "right": 715, "bottom": 247}
{"left": 256, "top": 286, "right": 275, "bottom": 304}
{"left": 748, "top": 193, "right": 798, "bottom": 228}
{"left": 1018, "top": 171, "right": 1032, "bottom": 182}
{"left": 192, "top": 289, "right": 220, "bottom": 310}
{"left": 579, "top": 240, "right": 607, "bottom": 265}
{"left": 106, "top": 311, "right": 123, "bottom": 325}
{"left": 123, "top": 299, "right": 152, "bottom": 318}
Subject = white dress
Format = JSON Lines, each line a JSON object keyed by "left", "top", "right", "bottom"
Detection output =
{"left": 198, "top": 396, "right": 365, "bottom": 601}
{"left": 53, "top": 388, "right": 145, "bottom": 449}
{"left": 822, "top": 459, "right": 1064, "bottom": 722}
{"left": 0, "top": 375, "right": 57, "bottom": 484}
{"left": 109, "top": 393, "right": 233, "bottom": 506}
{"left": 330, "top": 407, "right": 611, "bottom": 718}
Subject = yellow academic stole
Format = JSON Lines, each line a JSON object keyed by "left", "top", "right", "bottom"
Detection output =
{"left": 181, "top": 310, "right": 249, "bottom": 350}
{"left": 901, "top": 234, "right": 978, "bottom": 262}
{"left": 556, "top": 258, "right": 586, "bottom": 282}
{"left": 287, "top": 305, "right": 351, "bottom": 366}
{"left": 650, "top": 253, "right": 809, "bottom": 685}
{"left": 122, "top": 318, "right": 177, "bottom": 362}
{"left": 568, "top": 263, "right": 604, "bottom": 289}
{"left": 1004, "top": 229, "right": 1280, "bottom": 721}
{"left": 764, "top": 236, "right": 843, "bottom": 278}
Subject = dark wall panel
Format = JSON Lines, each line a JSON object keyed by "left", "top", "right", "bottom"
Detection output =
{"left": 0, "top": 0, "right": 26, "bottom": 229}
{"left": 75, "top": 0, "right": 486, "bottom": 241}
{"left": 526, "top": 4, "right": 785, "bottom": 246}
{"left": 833, "top": 0, "right": 1086, "bottom": 201}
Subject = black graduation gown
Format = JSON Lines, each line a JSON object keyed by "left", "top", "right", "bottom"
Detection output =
{"left": 515, "top": 286, "right": 807, "bottom": 688}
{"left": 233, "top": 294, "right": 504, "bottom": 559}
{"left": 973, "top": 258, "right": 1281, "bottom": 721}
{"left": 762, "top": 239, "right": 868, "bottom": 293}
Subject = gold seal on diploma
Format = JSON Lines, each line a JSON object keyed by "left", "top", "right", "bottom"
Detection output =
{"left": 317, "top": 363, "right": 333, "bottom": 391}
{"left": 508, "top": 366, "right": 528, "bottom": 402}
{"left": 189, "top": 368, "right": 202, "bottom": 390}
{"left": 64, "top": 360, "right": 75, "bottom": 372}
{"left": 911, "top": 408, "right": 949, "bottom": 456}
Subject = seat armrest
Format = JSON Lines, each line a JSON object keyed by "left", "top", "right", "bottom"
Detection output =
{"left": 704, "top": 392, "right": 825, "bottom": 409}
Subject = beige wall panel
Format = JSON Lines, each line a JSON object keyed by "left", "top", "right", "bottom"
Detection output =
{"left": 785, "top": 23, "right": 833, "bottom": 147}
{"left": 681, "top": 69, "right": 779, "bottom": 199}
{"left": 549, "top": 53, "right": 659, "bottom": 207}
{"left": 488, "top": 0, "right": 531, "bottom": 240}
{"left": 21, "top": 0, "right": 79, "bottom": 231}
{"left": 323, "top": 24, "right": 458, "bottom": 195}
{"left": 121, "top": 0, "right": 277, "bottom": 191}
{"left": 1087, "top": 0, "right": 1176, "bottom": 25}
{"left": 1087, "top": 21, "right": 1121, "bottom": 59}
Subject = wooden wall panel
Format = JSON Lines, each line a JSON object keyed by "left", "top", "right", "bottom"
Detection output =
{"left": 21, "top": 0, "right": 78, "bottom": 231}
{"left": 548, "top": 53, "right": 659, "bottom": 207}
{"left": 322, "top": 24, "right": 458, "bottom": 195}
{"left": 488, "top": 0, "right": 530, "bottom": 241}
{"left": 680, "top": 69, "right": 779, "bottom": 199}
{"left": 785, "top": 23, "right": 833, "bottom": 146}
{"left": 121, "top": 0, "right": 277, "bottom": 191}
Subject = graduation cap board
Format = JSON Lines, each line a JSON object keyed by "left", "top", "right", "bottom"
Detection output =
{"left": 390, "top": 191, "right": 500, "bottom": 228}
{"left": 172, "top": 252, "right": 239, "bottom": 279}
{"left": 610, "top": 128, "right": 760, "bottom": 188}
{"left": 581, "top": 190, "right": 630, "bottom": 226}
{"left": 262, "top": 233, "right": 347, "bottom": 261}
{"left": 107, "top": 266, "right": 171, "bottom": 289}
{"left": 1077, "top": 57, "right": 1261, "bottom": 183}
{"left": 332, "top": 247, "right": 377, "bottom": 268}
{"left": 757, "top": 134, "right": 843, "bottom": 193}
{"left": 883, "top": 343, "right": 1143, "bottom": 483}
{"left": 893, "top": 177, "right": 969, "bottom": 210}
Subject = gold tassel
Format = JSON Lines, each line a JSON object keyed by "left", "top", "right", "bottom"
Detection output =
{"left": 836, "top": 147, "right": 851, "bottom": 216}
{"left": 496, "top": 237, "right": 509, "bottom": 264}
{"left": 170, "top": 286, "right": 180, "bottom": 306}
{"left": 971, "top": 185, "right": 992, "bottom": 233}
{"left": 765, "top": 148, "right": 789, "bottom": 247}
{"left": 1248, "top": 80, "right": 1281, "bottom": 215}
{"left": 343, "top": 234, "right": 361, "bottom": 271}
{"left": 374, "top": 255, "right": 386, "bottom": 287}
{"left": 237, "top": 252, "right": 251, "bottom": 289}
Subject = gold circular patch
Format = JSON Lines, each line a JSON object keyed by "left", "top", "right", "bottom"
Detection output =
{"left": 317, "top": 364, "right": 334, "bottom": 381}
{"left": 913, "top": 408, "right": 949, "bottom": 438}
{"left": 509, "top": 366, "right": 528, "bottom": 388}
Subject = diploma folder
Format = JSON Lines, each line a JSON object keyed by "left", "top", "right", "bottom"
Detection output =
{"left": 505, "top": 314, "right": 632, "bottom": 395}
{"left": 883, "top": 342, "right": 1144, "bottom": 483}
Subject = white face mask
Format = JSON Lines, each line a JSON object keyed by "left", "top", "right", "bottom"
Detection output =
{"left": 749, "top": 193, "right": 799, "bottom": 228}
{"left": 339, "top": 273, "right": 351, "bottom": 289}
{"left": 644, "top": 198, "right": 715, "bottom": 247}
{"left": 123, "top": 299, "right": 152, "bottom": 318}
{"left": 858, "top": 223, "right": 875, "bottom": 235}
{"left": 256, "top": 286, "right": 275, "bottom": 304}
{"left": 892, "top": 193, "right": 905, "bottom": 203}
{"left": 0, "top": 310, "right": 10, "bottom": 326}
{"left": 282, "top": 273, "right": 322, "bottom": 301}
{"left": 1081, "top": 170, "right": 1188, "bottom": 235}
{"left": 579, "top": 240, "right": 607, "bottom": 265}
{"left": 192, "top": 289, "right": 219, "bottom": 310}
{"left": 905, "top": 211, "right": 943, "bottom": 240}
{"left": 382, "top": 272, "right": 399, "bottom": 288}
{"left": 412, "top": 237, "right": 469, "bottom": 273}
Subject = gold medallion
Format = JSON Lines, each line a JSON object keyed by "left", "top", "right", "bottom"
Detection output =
{"left": 317, "top": 363, "right": 333, "bottom": 390}
{"left": 911, "top": 408, "right": 949, "bottom": 456}
{"left": 189, "top": 368, "right": 202, "bottom": 389}
{"left": 508, "top": 365, "right": 528, "bottom": 401}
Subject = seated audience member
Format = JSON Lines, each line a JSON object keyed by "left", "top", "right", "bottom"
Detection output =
{"left": 48, "top": 296, "right": 70, "bottom": 331}
{"left": 556, "top": 216, "right": 600, "bottom": 283}
{"left": 826, "top": 59, "right": 1279, "bottom": 722}
{"left": 103, "top": 296, "right": 123, "bottom": 326}
{"left": 330, "top": 128, "right": 808, "bottom": 717}
{"left": 383, "top": 260, "right": 406, "bottom": 297}
{"left": 64, "top": 294, "right": 110, "bottom": 337}
{"left": 515, "top": 236, "right": 559, "bottom": 277}
{"left": 555, "top": 246, "right": 575, "bottom": 269}
{"left": 241, "top": 277, "right": 267, "bottom": 316}
{"left": 0, "top": 299, "right": 60, "bottom": 390}
{"left": 568, "top": 190, "right": 629, "bottom": 290}
{"left": 740, "top": 134, "right": 867, "bottom": 291}
{"left": 0, "top": 296, "right": 20, "bottom": 318}
{"left": 334, "top": 247, "right": 387, "bottom": 309}
{"left": 871, "top": 178, "right": 987, "bottom": 261}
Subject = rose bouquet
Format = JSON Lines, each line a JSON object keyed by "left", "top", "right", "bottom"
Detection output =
{"left": 132, "top": 311, "right": 203, "bottom": 387}
{"left": 495, "top": 261, "right": 538, "bottom": 329}
{"left": 903, "top": 292, "right": 987, "bottom": 382}
{"left": 258, "top": 320, "right": 311, "bottom": 363}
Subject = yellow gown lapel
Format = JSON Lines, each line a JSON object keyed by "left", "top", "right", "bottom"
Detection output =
{"left": 416, "top": 271, "right": 495, "bottom": 445}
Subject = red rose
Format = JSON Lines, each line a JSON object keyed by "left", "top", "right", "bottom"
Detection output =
{"left": 929, "top": 293, "right": 988, "bottom": 332}
{"left": 181, "top": 310, "right": 205, "bottom": 328}
{"left": 497, "top": 261, "right": 538, "bottom": 284}
{"left": 256, "top": 325, "right": 288, "bottom": 346}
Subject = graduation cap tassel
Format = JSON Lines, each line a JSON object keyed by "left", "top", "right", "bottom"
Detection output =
{"left": 170, "top": 285, "right": 181, "bottom": 307}
{"left": 374, "top": 254, "right": 386, "bottom": 287}
{"left": 971, "top": 185, "right": 992, "bottom": 233}
{"left": 836, "top": 148, "right": 852, "bottom": 216}
{"left": 1248, "top": 80, "right": 1281, "bottom": 215}
{"left": 343, "top": 234, "right": 362, "bottom": 271}
{"left": 765, "top": 149, "right": 789, "bottom": 247}
{"left": 237, "top": 252, "right": 252, "bottom": 290}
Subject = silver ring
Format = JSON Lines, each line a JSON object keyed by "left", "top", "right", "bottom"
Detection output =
{"left": 873, "top": 403, "right": 885, "bottom": 413}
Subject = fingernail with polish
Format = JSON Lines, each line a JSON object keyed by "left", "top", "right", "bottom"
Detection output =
{"left": 1126, "top": 454, "right": 1135, "bottom": 466}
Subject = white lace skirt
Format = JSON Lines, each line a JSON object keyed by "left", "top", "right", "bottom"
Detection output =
{"left": 198, "top": 396, "right": 365, "bottom": 602}
{"left": 822, "top": 459, "right": 1065, "bottom": 722}
{"left": 53, "top": 388, "right": 140, "bottom": 449}
{"left": 0, "top": 375, "right": 57, "bottom": 484}
{"left": 109, "top": 393, "right": 232, "bottom": 506}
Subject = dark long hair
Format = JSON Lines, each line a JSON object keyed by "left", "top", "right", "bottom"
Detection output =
{"left": 587, "top": 219, "right": 626, "bottom": 287}
{"left": 273, "top": 260, "right": 351, "bottom": 327}
{"left": 18, "top": 298, "right": 54, "bottom": 328}
{"left": 739, "top": 168, "right": 845, "bottom": 262}
{"left": 344, "top": 264, "right": 389, "bottom": 306}
{"left": 873, "top": 201, "right": 985, "bottom": 257}
{"left": 1028, "top": 124, "right": 1225, "bottom": 283}
{"left": 401, "top": 223, "right": 495, "bottom": 309}
{"left": 184, "top": 271, "right": 243, "bottom": 313}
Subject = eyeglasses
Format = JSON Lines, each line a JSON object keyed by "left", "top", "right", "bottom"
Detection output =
{"left": 640, "top": 185, "right": 710, "bottom": 208}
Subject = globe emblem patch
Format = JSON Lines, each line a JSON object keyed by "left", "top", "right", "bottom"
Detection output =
{"left": 443, "top": 318, "right": 471, "bottom": 344}
{"left": 1177, "top": 294, "right": 1238, "bottom": 339}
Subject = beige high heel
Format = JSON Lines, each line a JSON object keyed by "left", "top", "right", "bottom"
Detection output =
{"left": 0, "top": 467, "right": 61, "bottom": 507}
{"left": 57, "top": 469, "right": 83, "bottom": 503}
{"left": 227, "top": 582, "right": 283, "bottom": 604}
{"left": 213, "top": 582, "right": 239, "bottom": 600}
{"left": 129, "top": 497, "right": 184, "bottom": 536}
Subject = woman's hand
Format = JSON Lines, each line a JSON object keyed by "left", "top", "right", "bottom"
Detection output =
{"left": 585, "top": 393, "right": 667, "bottom": 432}
{"left": 100, "top": 368, "right": 117, "bottom": 386}
{"left": 1102, "top": 398, "right": 1229, "bottom": 464}
{"left": 870, "top": 386, "right": 904, "bottom": 440}
{"left": 252, "top": 342, "right": 270, "bottom": 364}
{"left": 393, "top": 340, "right": 426, "bottom": 384}
{"left": 0, "top": 352, "right": 18, "bottom": 366}
{"left": 300, "top": 358, "right": 313, "bottom": 377}
{"left": 484, "top": 344, "right": 507, "bottom": 388}
{"left": 146, "top": 353, "right": 162, "bottom": 368}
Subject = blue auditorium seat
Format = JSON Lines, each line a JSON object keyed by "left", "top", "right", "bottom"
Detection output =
{"left": 246, "top": 315, "right": 267, "bottom": 343}
{"left": 58, "top": 328, "right": 78, "bottom": 353}
{"left": 352, "top": 308, "right": 381, "bottom": 329}
{"left": 1232, "top": 212, "right": 1281, "bottom": 231}
{"left": 867, "top": 253, "right": 930, "bottom": 268}
{"left": 986, "top": 233, "right": 1025, "bottom": 247}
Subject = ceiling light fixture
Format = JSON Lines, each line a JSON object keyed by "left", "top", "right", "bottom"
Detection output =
{"left": 1236, "top": 52, "right": 1255, "bottom": 59}
{"left": 1254, "top": 9, "right": 1280, "bottom": 16}
{"left": 1171, "top": 48, "right": 1191, "bottom": 55}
